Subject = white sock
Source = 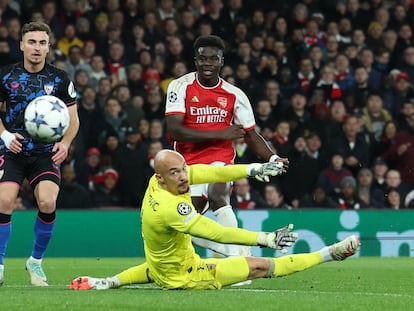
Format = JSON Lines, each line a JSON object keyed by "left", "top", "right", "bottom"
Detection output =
{"left": 319, "top": 246, "right": 333, "bottom": 262}
{"left": 213, "top": 205, "right": 238, "bottom": 228}
{"left": 28, "top": 256, "right": 42, "bottom": 263}
{"left": 214, "top": 205, "right": 251, "bottom": 256}
{"left": 107, "top": 276, "right": 121, "bottom": 288}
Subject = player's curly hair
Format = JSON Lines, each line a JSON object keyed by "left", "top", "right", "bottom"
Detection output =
{"left": 193, "top": 35, "right": 225, "bottom": 52}
{"left": 21, "top": 22, "right": 52, "bottom": 37}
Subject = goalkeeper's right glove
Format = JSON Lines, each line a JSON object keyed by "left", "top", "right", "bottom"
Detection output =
{"left": 246, "top": 162, "right": 284, "bottom": 182}
{"left": 256, "top": 224, "right": 298, "bottom": 254}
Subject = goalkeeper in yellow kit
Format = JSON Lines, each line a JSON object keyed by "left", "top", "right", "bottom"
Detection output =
{"left": 70, "top": 150, "right": 360, "bottom": 290}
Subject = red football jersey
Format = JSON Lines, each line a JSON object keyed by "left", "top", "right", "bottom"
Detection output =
{"left": 165, "top": 72, "right": 256, "bottom": 165}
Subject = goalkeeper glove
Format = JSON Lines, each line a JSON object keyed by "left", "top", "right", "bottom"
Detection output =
{"left": 257, "top": 224, "right": 298, "bottom": 254}
{"left": 246, "top": 162, "right": 284, "bottom": 182}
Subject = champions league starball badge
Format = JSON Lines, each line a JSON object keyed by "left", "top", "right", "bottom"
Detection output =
{"left": 177, "top": 202, "right": 192, "bottom": 215}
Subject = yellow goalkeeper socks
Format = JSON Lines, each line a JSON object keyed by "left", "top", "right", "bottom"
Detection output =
{"left": 271, "top": 252, "right": 323, "bottom": 277}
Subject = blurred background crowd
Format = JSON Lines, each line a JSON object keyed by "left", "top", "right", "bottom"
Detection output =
{"left": 3, "top": 0, "right": 414, "bottom": 210}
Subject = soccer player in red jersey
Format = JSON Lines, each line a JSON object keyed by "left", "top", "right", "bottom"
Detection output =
{"left": 165, "top": 35, "right": 289, "bottom": 257}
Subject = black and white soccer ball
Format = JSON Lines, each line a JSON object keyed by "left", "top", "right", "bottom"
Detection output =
{"left": 24, "top": 95, "right": 70, "bottom": 143}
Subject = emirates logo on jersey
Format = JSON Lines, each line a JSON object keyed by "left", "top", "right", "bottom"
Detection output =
{"left": 217, "top": 97, "right": 227, "bottom": 108}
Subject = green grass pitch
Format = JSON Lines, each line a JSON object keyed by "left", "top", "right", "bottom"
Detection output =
{"left": 1, "top": 257, "right": 413, "bottom": 311}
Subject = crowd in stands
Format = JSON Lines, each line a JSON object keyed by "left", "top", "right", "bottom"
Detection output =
{"left": 3, "top": 0, "right": 414, "bottom": 210}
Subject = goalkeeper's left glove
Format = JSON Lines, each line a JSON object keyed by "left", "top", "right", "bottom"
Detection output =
{"left": 246, "top": 162, "right": 284, "bottom": 182}
{"left": 256, "top": 224, "right": 298, "bottom": 254}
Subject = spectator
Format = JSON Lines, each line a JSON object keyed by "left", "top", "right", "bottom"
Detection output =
{"left": 262, "top": 79, "right": 286, "bottom": 116}
{"left": 230, "top": 178, "right": 267, "bottom": 210}
{"left": 357, "top": 47, "right": 384, "bottom": 89}
{"left": 75, "top": 17, "right": 92, "bottom": 42}
{"left": 383, "top": 70, "right": 413, "bottom": 117}
{"left": 100, "top": 132, "right": 122, "bottom": 170}
{"left": 57, "top": 23, "right": 84, "bottom": 58}
{"left": 160, "top": 60, "right": 188, "bottom": 94}
{"left": 385, "top": 113, "right": 414, "bottom": 193}
{"left": 373, "top": 120, "right": 399, "bottom": 160}
{"left": 77, "top": 86, "right": 106, "bottom": 153}
{"left": 5, "top": 17, "right": 22, "bottom": 62}
{"left": 96, "top": 77, "right": 113, "bottom": 109}
{"left": 57, "top": 164, "right": 92, "bottom": 209}
{"left": 317, "top": 153, "right": 353, "bottom": 197}
{"left": 395, "top": 24, "right": 414, "bottom": 56}
{"left": 305, "top": 131, "right": 329, "bottom": 170}
{"left": 282, "top": 135, "right": 320, "bottom": 207}
{"left": 334, "top": 176, "right": 368, "bottom": 210}
{"left": 300, "top": 185, "right": 338, "bottom": 208}
{"left": 147, "top": 119, "right": 171, "bottom": 148}
{"left": 144, "top": 87, "right": 165, "bottom": 122}
{"left": 397, "top": 46, "right": 414, "bottom": 85}
{"left": 396, "top": 97, "right": 414, "bottom": 131}
{"left": 362, "top": 90, "right": 393, "bottom": 142}
{"left": 76, "top": 147, "right": 105, "bottom": 193}
{"left": 64, "top": 45, "right": 92, "bottom": 81}
{"left": 322, "top": 35, "right": 340, "bottom": 64}
{"left": 282, "top": 89, "right": 311, "bottom": 140}
{"left": 371, "top": 157, "right": 389, "bottom": 195}
{"left": 334, "top": 53, "right": 356, "bottom": 93}
{"left": 254, "top": 99, "right": 278, "bottom": 133}
{"left": 297, "top": 57, "right": 316, "bottom": 98}
{"left": 356, "top": 167, "right": 385, "bottom": 209}
{"left": 328, "top": 114, "right": 371, "bottom": 176}
{"left": 351, "top": 28, "right": 367, "bottom": 53}
{"left": 263, "top": 183, "right": 293, "bottom": 209}
{"left": 143, "top": 139, "right": 164, "bottom": 182}
{"left": 308, "top": 44, "right": 325, "bottom": 77}
{"left": 117, "top": 126, "right": 149, "bottom": 207}
{"left": 384, "top": 187, "right": 404, "bottom": 210}
{"left": 41, "top": 0, "right": 64, "bottom": 39}
{"left": 87, "top": 54, "right": 108, "bottom": 89}
{"left": 270, "top": 120, "right": 292, "bottom": 158}
{"left": 99, "top": 96, "right": 129, "bottom": 145}
{"left": 92, "top": 168, "right": 122, "bottom": 208}
{"left": 382, "top": 29, "right": 399, "bottom": 68}
{"left": 234, "top": 62, "right": 261, "bottom": 103}
{"left": 382, "top": 169, "right": 408, "bottom": 208}
{"left": 345, "top": 66, "right": 372, "bottom": 114}
{"left": 365, "top": 21, "right": 384, "bottom": 51}
{"left": 313, "top": 64, "right": 342, "bottom": 107}
{"left": 73, "top": 69, "right": 90, "bottom": 96}
{"left": 106, "top": 41, "right": 128, "bottom": 87}
{"left": 277, "top": 65, "right": 301, "bottom": 104}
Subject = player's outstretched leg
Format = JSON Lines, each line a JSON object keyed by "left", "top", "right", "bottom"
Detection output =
{"left": 271, "top": 235, "right": 360, "bottom": 278}
{"left": 70, "top": 276, "right": 119, "bottom": 290}
{"left": 329, "top": 235, "right": 360, "bottom": 261}
{"left": 26, "top": 256, "right": 48, "bottom": 286}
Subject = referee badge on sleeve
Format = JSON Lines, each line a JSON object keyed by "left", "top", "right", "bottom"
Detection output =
{"left": 177, "top": 202, "right": 192, "bottom": 215}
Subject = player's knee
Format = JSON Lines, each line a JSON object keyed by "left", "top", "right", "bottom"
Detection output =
{"left": 36, "top": 195, "right": 57, "bottom": 212}
{"left": 0, "top": 195, "right": 17, "bottom": 211}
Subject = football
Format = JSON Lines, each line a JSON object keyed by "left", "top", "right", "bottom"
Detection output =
{"left": 24, "top": 95, "right": 70, "bottom": 143}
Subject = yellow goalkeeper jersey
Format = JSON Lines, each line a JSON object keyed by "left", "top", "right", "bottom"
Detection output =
{"left": 141, "top": 164, "right": 259, "bottom": 289}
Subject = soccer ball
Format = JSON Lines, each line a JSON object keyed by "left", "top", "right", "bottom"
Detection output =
{"left": 24, "top": 95, "right": 70, "bottom": 143}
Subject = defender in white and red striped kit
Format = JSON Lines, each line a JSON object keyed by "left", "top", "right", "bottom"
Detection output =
{"left": 165, "top": 35, "right": 289, "bottom": 259}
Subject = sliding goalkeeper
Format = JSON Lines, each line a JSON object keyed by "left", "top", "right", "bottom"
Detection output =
{"left": 70, "top": 150, "right": 360, "bottom": 290}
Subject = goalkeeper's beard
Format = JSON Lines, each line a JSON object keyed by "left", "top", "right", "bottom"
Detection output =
{"left": 178, "top": 183, "right": 190, "bottom": 194}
